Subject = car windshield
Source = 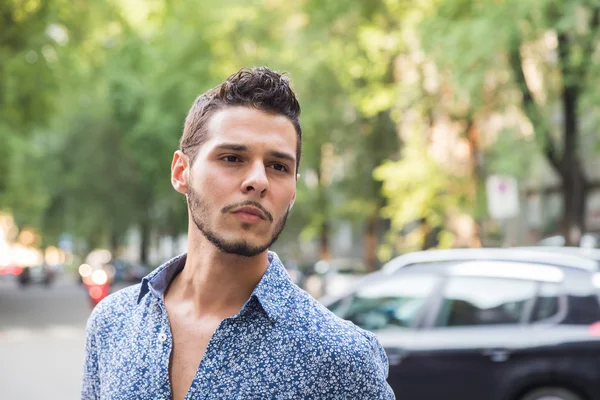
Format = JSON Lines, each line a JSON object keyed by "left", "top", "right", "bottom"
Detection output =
{"left": 334, "top": 273, "right": 440, "bottom": 331}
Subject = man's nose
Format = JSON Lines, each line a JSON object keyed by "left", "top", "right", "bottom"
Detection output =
{"left": 241, "top": 162, "right": 269, "bottom": 196}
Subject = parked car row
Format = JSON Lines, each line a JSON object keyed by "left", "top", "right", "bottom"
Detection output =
{"left": 77, "top": 257, "right": 149, "bottom": 308}
{"left": 0, "top": 263, "right": 56, "bottom": 288}
{"left": 109, "top": 258, "right": 148, "bottom": 284}
{"left": 322, "top": 247, "right": 600, "bottom": 400}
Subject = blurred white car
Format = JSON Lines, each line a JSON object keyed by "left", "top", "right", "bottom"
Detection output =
{"left": 537, "top": 233, "right": 600, "bottom": 248}
{"left": 312, "top": 258, "right": 367, "bottom": 299}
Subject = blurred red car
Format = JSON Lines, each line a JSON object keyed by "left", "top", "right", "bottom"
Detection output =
{"left": 79, "top": 265, "right": 111, "bottom": 307}
{"left": 0, "top": 265, "right": 23, "bottom": 276}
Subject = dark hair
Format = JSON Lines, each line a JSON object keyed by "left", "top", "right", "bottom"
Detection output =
{"left": 180, "top": 67, "right": 302, "bottom": 171}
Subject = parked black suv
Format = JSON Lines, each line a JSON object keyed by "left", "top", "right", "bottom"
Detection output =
{"left": 324, "top": 249, "right": 600, "bottom": 400}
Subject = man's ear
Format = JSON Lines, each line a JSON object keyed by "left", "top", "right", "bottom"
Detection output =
{"left": 289, "top": 176, "right": 298, "bottom": 211}
{"left": 171, "top": 150, "right": 190, "bottom": 194}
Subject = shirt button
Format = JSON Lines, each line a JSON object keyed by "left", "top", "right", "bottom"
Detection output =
{"left": 158, "top": 333, "right": 167, "bottom": 343}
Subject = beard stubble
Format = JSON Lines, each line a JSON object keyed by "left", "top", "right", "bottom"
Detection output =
{"left": 187, "top": 184, "right": 289, "bottom": 257}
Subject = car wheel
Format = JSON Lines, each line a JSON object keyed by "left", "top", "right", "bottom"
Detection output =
{"left": 520, "top": 387, "right": 583, "bottom": 400}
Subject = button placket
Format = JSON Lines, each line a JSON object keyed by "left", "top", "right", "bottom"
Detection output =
{"left": 204, "top": 320, "right": 232, "bottom": 395}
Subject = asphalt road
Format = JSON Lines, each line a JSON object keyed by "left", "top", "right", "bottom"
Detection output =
{"left": 0, "top": 274, "right": 122, "bottom": 400}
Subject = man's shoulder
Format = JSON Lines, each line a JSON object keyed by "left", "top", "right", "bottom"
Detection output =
{"left": 280, "top": 289, "right": 392, "bottom": 395}
{"left": 99, "top": 283, "right": 143, "bottom": 312}
{"left": 285, "top": 288, "right": 381, "bottom": 353}
{"left": 86, "top": 283, "right": 143, "bottom": 333}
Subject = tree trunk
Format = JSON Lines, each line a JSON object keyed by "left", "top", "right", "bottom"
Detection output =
{"left": 110, "top": 229, "right": 120, "bottom": 258}
{"left": 316, "top": 159, "right": 331, "bottom": 261}
{"left": 561, "top": 167, "right": 586, "bottom": 246}
{"left": 140, "top": 220, "right": 150, "bottom": 265}
{"left": 422, "top": 223, "right": 441, "bottom": 250}
{"left": 557, "top": 32, "right": 586, "bottom": 246}
{"left": 319, "top": 220, "right": 331, "bottom": 261}
{"left": 463, "top": 119, "right": 483, "bottom": 247}
{"left": 560, "top": 85, "right": 586, "bottom": 245}
{"left": 510, "top": 27, "right": 588, "bottom": 247}
{"left": 364, "top": 216, "right": 379, "bottom": 272}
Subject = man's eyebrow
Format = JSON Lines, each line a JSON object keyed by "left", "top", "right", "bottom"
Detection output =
{"left": 215, "top": 143, "right": 295, "bottom": 164}
{"left": 268, "top": 150, "right": 296, "bottom": 164}
{"left": 214, "top": 143, "right": 249, "bottom": 152}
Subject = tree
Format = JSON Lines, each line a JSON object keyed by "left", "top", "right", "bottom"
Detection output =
{"left": 421, "top": 0, "right": 600, "bottom": 245}
{"left": 1, "top": 0, "right": 123, "bottom": 246}
{"left": 299, "top": 0, "right": 405, "bottom": 269}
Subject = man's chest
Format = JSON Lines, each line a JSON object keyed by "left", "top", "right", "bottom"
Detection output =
{"left": 97, "top": 312, "right": 330, "bottom": 399}
{"left": 168, "top": 315, "right": 220, "bottom": 400}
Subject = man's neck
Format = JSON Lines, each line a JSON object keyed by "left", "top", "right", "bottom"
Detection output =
{"left": 165, "top": 236, "right": 270, "bottom": 319}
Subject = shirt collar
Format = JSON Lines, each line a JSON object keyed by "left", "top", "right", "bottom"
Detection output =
{"left": 137, "top": 251, "right": 293, "bottom": 322}
{"left": 137, "top": 253, "right": 186, "bottom": 304}
{"left": 249, "top": 251, "right": 293, "bottom": 322}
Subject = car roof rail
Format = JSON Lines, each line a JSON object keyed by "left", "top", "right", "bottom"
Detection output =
{"left": 448, "top": 260, "right": 565, "bottom": 282}
{"left": 514, "top": 246, "right": 600, "bottom": 260}
{"left": 381, "top": 248, "right": 597, "bottom": 275}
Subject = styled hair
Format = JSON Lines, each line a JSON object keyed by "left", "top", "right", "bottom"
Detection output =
{"left": 180, "top": 67, "right": 302, "bottom": 171}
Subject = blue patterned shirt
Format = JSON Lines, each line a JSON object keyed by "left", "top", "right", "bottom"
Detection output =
{"left": 81, "top": 251, "right": 395, "bottom": 399}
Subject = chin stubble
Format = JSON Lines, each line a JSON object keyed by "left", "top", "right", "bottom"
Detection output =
{"left": 187, "top": 185, "right": 289, "bottom": 257}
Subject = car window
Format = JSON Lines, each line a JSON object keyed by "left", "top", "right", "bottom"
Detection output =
{"left": 339, "top": 274, "right": 439, "bottom": 331}
{"left": 531, "top": 282, "right": 562, "bottom": 322}
{"left": 327, "top": 297, "right": 349, "bottom": 317}
{"left": 435, "top": 277, "right": 536, "bottom": 327}
{"left": 564, "top": 295, "right": 600, "bottom": 324}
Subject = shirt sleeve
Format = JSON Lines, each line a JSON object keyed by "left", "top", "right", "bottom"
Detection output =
{"left": 341, "top": 331, "right": 396, "bottom": 399}
{"left": 81, "top": 308, "right": 101, "bottom": 400}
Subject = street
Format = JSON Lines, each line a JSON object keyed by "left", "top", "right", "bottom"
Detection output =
{"left": 1, "top": 274, "right": 96, "bottom": 399}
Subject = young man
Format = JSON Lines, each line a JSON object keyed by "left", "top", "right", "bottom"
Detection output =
{"left": 81, "top": 67, "right": 395, "bottom": 399}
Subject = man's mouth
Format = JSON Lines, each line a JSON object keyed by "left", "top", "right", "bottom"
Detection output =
{"left": 223, "top": 202, "right": 273, "bottom": 222}
{"left": 232, "top": 206, "right": 267, "bottom": 222}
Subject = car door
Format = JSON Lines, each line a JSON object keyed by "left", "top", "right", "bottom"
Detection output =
{"left": 399, "top": 275, "right": 539, "bottom": 400}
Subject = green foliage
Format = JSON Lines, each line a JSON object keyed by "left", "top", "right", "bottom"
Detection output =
{"left": 374, "top": 134, "right": 469, "bottom": 249}
{"left": 3, "top": 0, "right": 598, "bottom": 258}
{"left": 486, "top": 129, "right": 538, "bottom": 178}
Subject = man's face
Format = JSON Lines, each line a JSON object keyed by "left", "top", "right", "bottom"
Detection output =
{"left": 183, "top": 106, "right": 298, "bottom": 257}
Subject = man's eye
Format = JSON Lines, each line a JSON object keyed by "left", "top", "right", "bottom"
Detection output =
{"left": 222, "top": 155, "right": 240, "bottom": 163}
{"left": 271, "top": 164, "right": 288, "bottom": 172}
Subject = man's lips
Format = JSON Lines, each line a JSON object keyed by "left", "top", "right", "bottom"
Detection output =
{"left": 222, "top": 202, "right": 273, "bottom": 222}
{"left": 232, "top": 206, "right": 266, "bottom": 220}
